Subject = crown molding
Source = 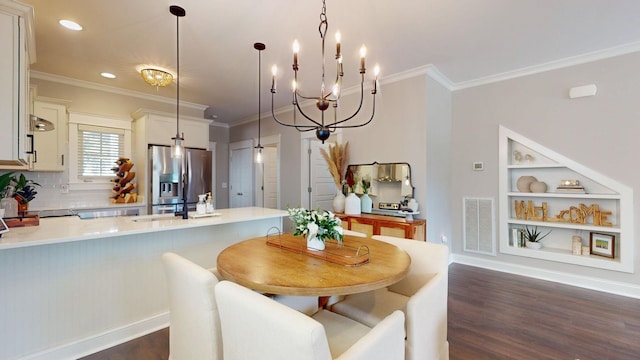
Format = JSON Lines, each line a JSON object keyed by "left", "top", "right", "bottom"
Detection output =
{"left": 452, "top": 41, "right": 640, "bottom": 90}
{"left": 131, "top": 108, "right": 227, "bottom": 128}
{"left": 30, "top": 71, "right": 208, "bottom": 112}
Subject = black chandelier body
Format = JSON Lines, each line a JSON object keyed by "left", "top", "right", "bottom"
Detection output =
{"left": 270, "top": 0, "right": 379, "bottom": 143}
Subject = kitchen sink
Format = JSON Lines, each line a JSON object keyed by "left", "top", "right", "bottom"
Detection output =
{"left": 77, "top": 208, "right": 140, "bottom": 220}
{"left": 130, "top": 214, "right": 177, "bottom": 222}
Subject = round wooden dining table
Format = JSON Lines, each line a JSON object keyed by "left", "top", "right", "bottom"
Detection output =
{"left": 216, "top": 233, "right": 411, "bottom": 296}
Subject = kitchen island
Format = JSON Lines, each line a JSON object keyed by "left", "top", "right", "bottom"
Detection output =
{"left": 0, "top": 207, "right": 287, "bottom": 360}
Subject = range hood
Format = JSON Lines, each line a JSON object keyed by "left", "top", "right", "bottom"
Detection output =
{"left": 376, "top": 164, "right": 400, "bottom": 182}
{"left": 30, "top": 115, "right": 54, "bottom": 132}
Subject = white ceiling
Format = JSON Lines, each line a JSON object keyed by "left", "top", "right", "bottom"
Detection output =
{"left": 20, "top": 0, "right": 640, "bottom": 124}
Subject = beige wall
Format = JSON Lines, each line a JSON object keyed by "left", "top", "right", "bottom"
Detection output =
{"left": 229, "top": 70, "right": 453, "bottom": 243}
{"left": 452, "top": 52, "right": 640, "bottom": 286}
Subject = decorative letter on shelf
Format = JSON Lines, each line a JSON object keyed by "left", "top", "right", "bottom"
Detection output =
{"left": 514, "top": 200, "right": 612, "bottom": 227}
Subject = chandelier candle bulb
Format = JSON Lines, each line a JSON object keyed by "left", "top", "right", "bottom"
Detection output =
{"left": 360, "top": 45, "right": 366, "bottom": 73}
{"left": 293, "top": 40, "right": 300, "bottom": 69}
{"left": 271, "top": 65, "right": 277, "bottom": 91}
{"left": 373, "top": 65, "right": 380, "bottom": 92}
{"left": 335, "top": 32, "right": 341, "bottom": 58}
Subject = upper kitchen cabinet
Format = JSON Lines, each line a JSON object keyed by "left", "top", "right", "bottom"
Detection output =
{"left": 31, "top": 99, "right": 68, "bottom": 171}
{"left": 132, "top": 109, "right": 212, "bottom": 150}
{"left": 0, "top": 0, "right": 35, "bottom": 169}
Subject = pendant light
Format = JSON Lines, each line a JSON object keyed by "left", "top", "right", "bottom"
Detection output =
{"left": 170, "top": 5, "right": 185, "bottom": 159}
{"left": 254, "top": 42, "right": 265, "bottom": 163}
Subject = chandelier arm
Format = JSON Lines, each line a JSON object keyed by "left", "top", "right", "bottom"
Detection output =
{"left": 270, "top": 92, "right": 319, "bottom": 130}
{"left": 293, "top": 96, "right": 325, "bottom": 127}
{"left": 330, "top": 92, "right": 376, "bottom": 129}
{"left": 323, "top": 80, "right": 366, "bottom": 127}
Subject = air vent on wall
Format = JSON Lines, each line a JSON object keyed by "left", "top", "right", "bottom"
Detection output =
{"left": 463, "top": 197, "right": 496, "bottom": 255}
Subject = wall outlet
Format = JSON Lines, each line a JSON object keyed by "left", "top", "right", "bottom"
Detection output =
{"left": 440, "top": 235, "right": 448, "bottom": 243}
{"left": 60, "top": 184, "right": 69, "bottom": 193}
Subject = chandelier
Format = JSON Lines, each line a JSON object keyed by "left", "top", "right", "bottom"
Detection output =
{"left": 140, "top": 68, "right": 174, "bottom": 88}
{"left": 270, "top": 0, "right": 379, "bottom": 143}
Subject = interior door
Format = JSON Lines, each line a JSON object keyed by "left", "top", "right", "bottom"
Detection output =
{"left": 256, "top": 145, "right": 278, "bottom": 208}
{"left": 307, "top": 139, "right": 336, "bottom": 212}
{"left": 229, "top": 142, "right": 253, "bottom": 208}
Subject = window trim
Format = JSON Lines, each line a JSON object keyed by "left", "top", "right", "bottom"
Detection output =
{"left": 68, "top": 112, "right": 132, "bottom": 191}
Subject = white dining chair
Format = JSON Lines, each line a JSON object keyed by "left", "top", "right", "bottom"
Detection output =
{"left": 330, "top": 235, "right": 450, "bottom": 360}
{"left": 162, "top": 252, "right": 222, "bottom": 360}
{"left": 215, "top": 280, "right": 405, "bottom": 360}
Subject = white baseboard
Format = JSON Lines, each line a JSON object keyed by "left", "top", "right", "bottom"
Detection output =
{"left": 22, "top": 312, "right": 169, "bottom": 360}
{"left": 451, "top": 254, "right": 640, "bottom": 299}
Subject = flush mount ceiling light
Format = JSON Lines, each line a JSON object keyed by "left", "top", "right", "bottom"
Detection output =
{"left": 139, "top": 67, "right": 174, "bottom": 88}
{"left": 270, "top": 0, "right": 379, "bottom": 143}
{"left": 59, "top": 19, "right": 82, "bottom": 31}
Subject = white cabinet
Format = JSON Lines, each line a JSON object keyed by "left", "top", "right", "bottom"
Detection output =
{"left": 499, "top": 126, "right": 633, "bottom": 273}
{"left": 0, "top": 2, "right": 34, "bottom": 168}
{"left": 132, "top": 110, "right": 211, "bottom": 149}
{"left": 31, "top": 100, "right": 67, "bottom": 171}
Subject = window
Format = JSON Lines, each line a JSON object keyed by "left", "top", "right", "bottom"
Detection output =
{"left": 68, "top": 112, "right": 132, "bottom": 190}
{"left": 77, "top": 125, "right": 124, "bottom": 178}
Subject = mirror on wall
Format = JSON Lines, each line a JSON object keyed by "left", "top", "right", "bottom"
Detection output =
{"left": 345, "top": 162, "right": 414, "bottom": 208}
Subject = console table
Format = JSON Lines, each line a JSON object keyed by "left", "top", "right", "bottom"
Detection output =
{"left": 337, "top": 213, "right": 426, "bottom": 241}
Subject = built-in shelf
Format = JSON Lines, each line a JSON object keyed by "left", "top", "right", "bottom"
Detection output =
{"left": 499, "top": 126, "right": 634, "bottom": 273}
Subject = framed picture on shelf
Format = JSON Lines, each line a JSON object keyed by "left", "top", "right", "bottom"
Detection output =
{"left": 589, "top": 232, "right": 615, "bottom": 258}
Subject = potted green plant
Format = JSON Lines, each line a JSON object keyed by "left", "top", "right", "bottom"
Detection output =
{"left": 523, "top": 225, "right": 552, "bottom": 249}
{"left": 0, "top": 172, "right": 15, "bottom": 199}
{"left": 0, "top": 173, "right": 40, "bottom": 215}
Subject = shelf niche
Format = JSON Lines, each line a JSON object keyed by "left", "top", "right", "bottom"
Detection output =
{"left": 498, "top": 125, "right": 634, "bottom": 273}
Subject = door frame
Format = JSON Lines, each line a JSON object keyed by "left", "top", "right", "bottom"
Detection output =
{"left": 254, "top": 134, "right": 281, "bottom": 209}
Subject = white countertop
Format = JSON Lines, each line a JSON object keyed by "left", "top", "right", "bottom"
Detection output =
{"left": 0, "top": 207, "right": 287, "bottom": 250}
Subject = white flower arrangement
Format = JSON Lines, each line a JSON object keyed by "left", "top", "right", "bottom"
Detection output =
{"left": 288, "top": 207, "right": 344, "bottom": 243}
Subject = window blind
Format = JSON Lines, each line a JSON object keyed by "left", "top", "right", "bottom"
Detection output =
{"left": 77, "top": 124, "right": 124, "bottom": 177}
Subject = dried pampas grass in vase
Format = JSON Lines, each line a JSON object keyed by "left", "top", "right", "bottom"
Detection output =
{"left": 320, "top": 141, "right": 349, "bottom": 193}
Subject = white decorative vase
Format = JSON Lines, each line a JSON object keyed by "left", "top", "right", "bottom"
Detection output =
{"left": 526, "top": 241, "right": 543, "bottom": 250}
{"left": 0, "top": 198, "right": 18, "bottom": 218}
{"left": 360, "top": 193, "right": 372, "bottom": 213}
{"left": 344, "top": 193, "right": 361, "bottom": 215}
{"left": 332, "top": 187, "right": 345, "bottom": 213}
{"left": 306, "top": 222, "right": 325, "bottom": 250}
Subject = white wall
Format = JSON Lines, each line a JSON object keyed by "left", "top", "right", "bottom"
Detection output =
{"left": 451, "top": 52, "right": 640, "bottom": 288}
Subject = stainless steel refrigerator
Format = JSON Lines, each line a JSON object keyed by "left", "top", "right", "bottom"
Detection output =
{"left": 148, "top": 145, "right": 212, "bottom": 214}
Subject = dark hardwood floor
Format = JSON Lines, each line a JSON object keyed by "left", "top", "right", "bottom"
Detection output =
{"left": 79, "top": 263, "right": 640, "bottom": 360}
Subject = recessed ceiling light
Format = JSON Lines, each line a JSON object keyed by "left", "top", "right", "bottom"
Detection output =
{"left": 59, "top": 19, "right": 83, "bottom": 31}
{"left": 101, "top": 72, "right": 116, "bottom": 79}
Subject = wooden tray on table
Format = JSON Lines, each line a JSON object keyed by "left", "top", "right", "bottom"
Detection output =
{"left": 266, "top": 233, "right": 370, "bottom": 266}
{"left": 4, "top": 214, "right": 40, "bottom": 227}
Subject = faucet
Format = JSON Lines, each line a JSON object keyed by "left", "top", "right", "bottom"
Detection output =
{"left": 181, "top": 172, "right": 188, "bottom": 219}
{"left": 174, "top": 157, "right": 189, "bottom": 219}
